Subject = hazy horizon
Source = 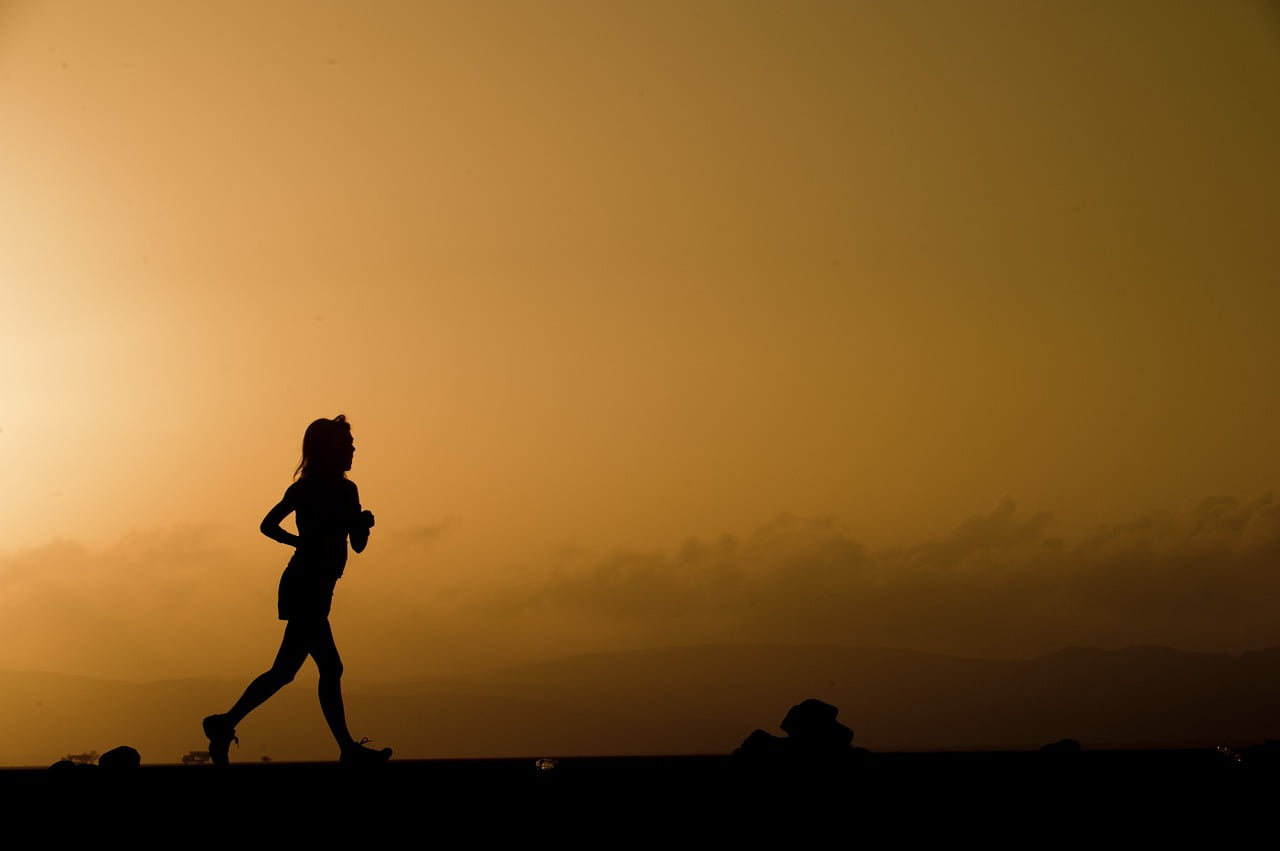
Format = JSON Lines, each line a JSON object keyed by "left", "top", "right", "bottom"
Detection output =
{"left": 8, "top": 642, "right": 1280, "bottom": 767}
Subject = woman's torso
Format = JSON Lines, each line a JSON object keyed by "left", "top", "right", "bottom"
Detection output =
{"left": 288, "top": 476, "right": 358, "bottom": 579}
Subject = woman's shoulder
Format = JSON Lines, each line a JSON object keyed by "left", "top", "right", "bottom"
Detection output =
{"left": 292, "top": 475, "right": 358, "bottom": 498}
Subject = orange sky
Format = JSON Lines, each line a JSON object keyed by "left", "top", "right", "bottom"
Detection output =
{"left": 2, "top": 1, "right": 1279, "bottom": 682}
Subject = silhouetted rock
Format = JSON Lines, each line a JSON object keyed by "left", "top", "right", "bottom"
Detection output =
{"left": 45, "top": 758, "right": 98, "bottom": 789}
{"left": 734, "top": 728, "right": 788, "bottom": 759}
{"left": 99, "top": 745, "right": 141, "bottom": 770}
{"left": 1040, "top": 738, "right": 1082, "bottom": 754}
{"left": 733, "top": 698, "right": 860, "bottom": 769}
{"left": 781, "top": 698, "right": 854, "bottom": 754}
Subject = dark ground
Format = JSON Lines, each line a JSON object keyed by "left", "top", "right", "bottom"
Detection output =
{"left": 5, "top": 750, "right": 1276, "bottom": 840}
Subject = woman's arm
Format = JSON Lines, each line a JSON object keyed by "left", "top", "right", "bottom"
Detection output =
{"left": 260, "top": 487, "right": 301, "bottom": 548}
{"left": 350, "top": 482, "right": 373, "bottom": 554}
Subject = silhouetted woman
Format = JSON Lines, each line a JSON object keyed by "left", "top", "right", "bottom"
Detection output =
{"left": 203, "top": 415, "right": 391, "bottom": 765}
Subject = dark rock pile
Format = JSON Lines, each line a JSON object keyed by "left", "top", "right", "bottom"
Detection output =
{"left": 733, "top": 698, "right": 867, "bottom": 769}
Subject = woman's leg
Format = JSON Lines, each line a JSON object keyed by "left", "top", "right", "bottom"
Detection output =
{"left": 203, "top": 621, "right": 312, "bottom": 765}
{"left": 307, "top": 618, "right": 355, "bottom": 749}
{"left": 224, "top": 620, "right": 312, "bottom": 726}
{"left": 309, "top": 619, "right": 391, "bottom": 762}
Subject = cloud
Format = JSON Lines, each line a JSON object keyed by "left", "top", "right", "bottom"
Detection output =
{"left": 4, "top": 497, "right": 1280, "bottom": 680}
{"left": 451, "top": 495, "right": 1280, "bottom": 660}
{"left": 0, "top": 516, "right": 467, "bottom": 679}
{"left": 385, "top": 519, "right": 455, "bottom": 551}
{"left": 0, "top": 526, "right": 280, "bottom": 679}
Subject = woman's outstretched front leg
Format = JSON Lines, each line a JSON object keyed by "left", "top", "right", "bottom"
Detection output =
{"left": 203, "top": 621, "right": 311, "bottom": 766}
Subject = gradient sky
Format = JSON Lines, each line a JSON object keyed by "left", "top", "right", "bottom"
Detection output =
{"left": 2, "top": 1, "right": 1279, "bottom": 682}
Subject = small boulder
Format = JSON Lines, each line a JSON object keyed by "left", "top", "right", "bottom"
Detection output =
{"left": 99, "top": 745, "right": 142, "bottom": 770}
{"left": 1040, "top": 738, "right": 1081, "bottom": 755}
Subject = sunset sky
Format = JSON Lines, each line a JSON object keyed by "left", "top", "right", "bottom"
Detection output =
{"left": 2, "top": 1, "right": 1279, "bottom": 687}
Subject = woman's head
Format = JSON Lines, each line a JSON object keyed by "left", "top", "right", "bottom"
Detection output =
{"left": 295, "top": 415, "right": 355, "bottom": 479}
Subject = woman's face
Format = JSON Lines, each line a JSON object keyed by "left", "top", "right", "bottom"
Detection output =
{"left": 337, "top": 433, "right": 355, "bottom": 471}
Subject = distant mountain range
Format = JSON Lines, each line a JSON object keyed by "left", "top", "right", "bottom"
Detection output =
{"left": 4, "top": 644, "right": 1280, "bottom": 767}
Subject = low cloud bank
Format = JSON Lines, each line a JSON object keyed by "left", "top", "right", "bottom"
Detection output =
{"left": 462, "top": 495, "right": 1280, "bottom": 661}
{"left": 2, "top": 496, "right": 1278, "bottom": 680}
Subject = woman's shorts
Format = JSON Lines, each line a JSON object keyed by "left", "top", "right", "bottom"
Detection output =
{"left": 277, "top": 562, "right": 338, "bottom": 621}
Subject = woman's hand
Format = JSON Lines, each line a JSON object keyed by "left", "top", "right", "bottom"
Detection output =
{"left": 351, "top": 509, "right": 374, "bottom": 553}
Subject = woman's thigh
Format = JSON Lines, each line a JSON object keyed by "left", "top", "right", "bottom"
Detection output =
{"left": 269, "top": 619, "right": 316, "bottom": 676}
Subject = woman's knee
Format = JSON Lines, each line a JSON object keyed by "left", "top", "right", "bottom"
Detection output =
{"left": 267, "top": 663, "right": 301, "bottom": 686}
{"left": 318, "top": 659, "right": 344, "bottom": 681}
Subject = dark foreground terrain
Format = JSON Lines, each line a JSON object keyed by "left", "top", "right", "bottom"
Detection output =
{"left": 5, "top": 749, "right": 1279, "bottom": 840}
